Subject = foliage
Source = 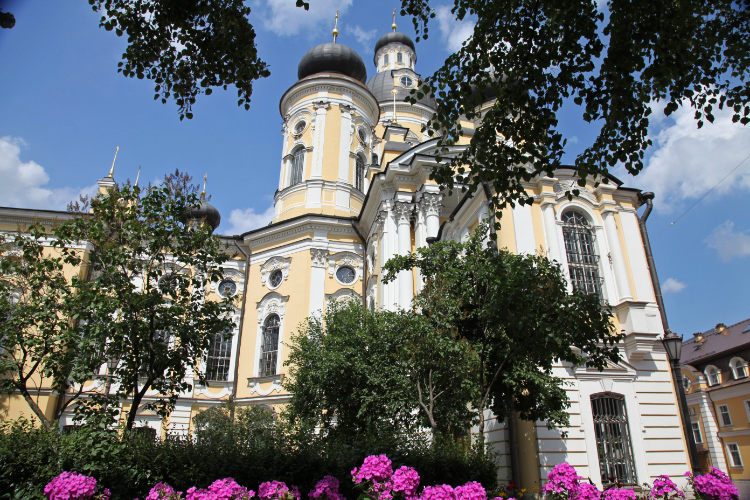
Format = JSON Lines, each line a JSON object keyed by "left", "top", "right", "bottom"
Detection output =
{"left": 383, "top": 224, "right": 620, "bottom": 439}
{"left": 283, "top": 301, "right": 476, "bottom": 439}
{"left": 0, "top": 224, "right": 104, "bottom": 430}
{"left": 400, "top": 0, "right": 749, "bottom": 214}
{"left": 52, "top": 181, "right": 235, "bottom": 430}
{"left": 193, "top": 402, "right": 274, "bottom": 449}
{"left": 0, "top": 418, "right": 497, "bottom": 500}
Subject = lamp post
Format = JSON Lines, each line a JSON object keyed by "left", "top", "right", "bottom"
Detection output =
{"left": 662, "top": 331, "right": 702, "bottom": 475}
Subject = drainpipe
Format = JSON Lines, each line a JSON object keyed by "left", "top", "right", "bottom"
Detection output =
{"left": 638, "top": 191, "right": 701, "bottom": 474}
{"left": 230, "top": 237, "right": 251, "bottom": 420}
{"left": 351, "top": 221, "right": 368, "bottom": 307}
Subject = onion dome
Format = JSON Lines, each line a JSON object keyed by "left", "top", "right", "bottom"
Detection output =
{"left": 185, "top": 197, "right": 221, "bottom": 233}
{"left": 297, "top": 43, "right": 367, "bottom": 84}
{"left": 373, "top": 32, "right": 416, "bottom": 64}
{"left": 366, "top": 71, "right": 437, "bottom": 109}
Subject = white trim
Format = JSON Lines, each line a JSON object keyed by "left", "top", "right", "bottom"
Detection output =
{"left": 727, "top": 442, "right": 744, "bottom": 468}
{"left": 718, "top": 403, "right": 733, "bottom": 427}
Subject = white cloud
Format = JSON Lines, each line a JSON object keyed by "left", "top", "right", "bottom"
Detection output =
{"left": 0, "top": 136, "right": 97, "bottom": 211}
{"left": 620, "top": 99, "right": 750, "bottom": 213}
{"left": 256, "top": 0, "right": 353, "bottom": 38}
{"left": 346, "top": 25, "right": 377, "bottom": 51}
{"left": 661, "top": 277, "right": 687, "bottom": 294}
{"left": 705, "top": 220, "right": 750, "bottom": 261}
{"left": 435, "top": 5, "right": 475, "bottom": 53}
{"left": 223, "top": 205, "right": 275, "bottom": 235}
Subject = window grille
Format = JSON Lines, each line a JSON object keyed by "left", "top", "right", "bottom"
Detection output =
{"left": 290, "top": 148, "right": 304, "bottom": 186}
{"left": 591, "top": 393, "right": 637, "bottom": 485}
{"left": 259, "top": 314, "right": 280, "bottom": 377}
{"left": 355, "top": 155, "right": 365, "bottom": 191}
{"left": 205, "top": 331, "right": 233, "bottom": 381}
{"left": 562, "top": 211, "right": 602, "bottom": 298}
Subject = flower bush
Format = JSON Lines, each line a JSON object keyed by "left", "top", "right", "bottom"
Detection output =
{"left": 44, "top": 471, "right": 110, "bottom": 500}
{"left": 686, "top": 468, "right": 739, "bottom": 500}
{"left": 649, "top": 475, "right": 684, "bottom": 500}
{"left": 543, "top": 463, "right": 584, "bottom": 499}
{"left": 309, "top": 476, "right": 345, "bottom": 500}
{"left": 186, "top": 478, "right": 255, "bottom": 500}
{"left": 258, "top": 481, "right": 299, "bottom": 500}
{"left": 600, "top": 488, "right": 635, "bottom": 500}
{"left": 147, "top": 483, "right": 183, "bottom": 500}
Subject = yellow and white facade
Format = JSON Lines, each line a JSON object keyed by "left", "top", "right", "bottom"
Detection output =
{"left": 0, "top": 28, "right": 692, "bottom": 490}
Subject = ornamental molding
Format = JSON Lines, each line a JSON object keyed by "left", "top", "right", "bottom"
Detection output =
{"left": 249, "top": 221, "right": 356, "bottom": 248}
{"left": 554, "top": 179, "right": 597, "bottom": 204}
{"left": 313, "top": 100, "right": 331, "bottom": 111}
{"left": 247, "top": 374, "right": 285, "bottom": 396}
{"left": 311, "top": 248, "right": 328, "bottom": 268}
{"left": 419, "top": 192, "right": 443, "bottom": 217}
{"left": 211, "top": 268, "right": 245, "bottom": 294}
{"left": 326, "top": 288, "right": 361, "bottom": 304}
{"left": 339, "top": 103, "right": 355, "bottom": 117}
{"left": 194, "top": 383, "right": 232, "bottom": 399}
{"left": 256, "top": 292, "right": 288, "bottom": 323}
{"left": 259, "top": 256, "right": 291, "bottom": 288}
{"left": 394, "top": 202, "right": 415, "bottom": 225}
{"left": 327, "top": 251, "right": 364, "bottom": 281}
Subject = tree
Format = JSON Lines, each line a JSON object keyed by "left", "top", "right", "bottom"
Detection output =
{"left": 400, "top": 0, "right": 749, "bottom": 213}
{"left": 383, "top": 224, "right": 621, "bottom": 444}
{"left": 53, "top": 181, "right": 235, "bottom": 430}
{"left": 0, "top": 225, "right": 104, "bottom": 431}
{"left": 284, "top": 301, "right": 476, "bottom": 439}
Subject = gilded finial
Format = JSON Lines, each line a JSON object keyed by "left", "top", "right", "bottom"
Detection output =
{"left": 202, "top": 174, "right": 207, "bottom": 199}
{"left": 108, "top": 146, "right": 119, "bottom": 178}
{"left": 134, "top": 165, "right": 141, "bottom": 187}
{"left": 392, "top": 8, "right": 397, "bottom": 31}
{"left": 332, "top": 10, "right": 339, "bottom": 43}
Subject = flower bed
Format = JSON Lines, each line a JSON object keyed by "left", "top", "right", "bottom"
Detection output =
{"left": 43, "top": 457, "right": 739, "bottom": 500}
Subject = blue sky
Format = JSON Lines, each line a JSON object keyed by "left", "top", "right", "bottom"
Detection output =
{"left": 1, "top": 1, "right": 749, "bottom": 337}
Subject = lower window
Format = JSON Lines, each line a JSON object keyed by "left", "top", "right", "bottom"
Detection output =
{"left": 591, "top": 392, "right": 638, "bottom": 485}
{"left": 728, "top": 443, "right": 743, "bottom": 467}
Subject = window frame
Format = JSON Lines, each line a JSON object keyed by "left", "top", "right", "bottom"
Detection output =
{"left": 718, "top": 404, "right": 733, "bottom": 427}
{"left": 561, "top": 209, "right": 603, "bottom": 299}
{"left": 289, "top": 147, "right": 305, "bottom": 187}
{"left": 355, "top": 154, "right": 365, "bottom": 192}
{"left": 204, "top": 330, "right": 234, "bottom": 382}
{"left": 590, "top": 392, "right": 638, "bottom": 486}
{"left": 706, "top": 365, "right": 721, "bottom": 386}
{"left": 691, "top": 421, "right": 703, "bottom": 444}
{"left": 727, "top": 442, "right": 743, "bottom": 468}
{"left": 259, "top": 314, "right": 280, "bottom": 377}
{"left": 744, "top": 399, "right": 750, "bottom": 423}
{"left": 730, "top": 357, "right": 748, "bottom": 379}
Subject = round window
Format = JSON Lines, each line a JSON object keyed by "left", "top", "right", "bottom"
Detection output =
{"left": 158, "top": 274, "right": 178, "bottom": 293}
{"left": 399, "top": 75, "right": 415, "bottom": 88}
{"left": 269, "top": 269, "right": 283, "bottom": 288}
{"left": 218, "top": 279, "right": 237, "bottom": 297}
{"left": 336, "top": 266, "right": 356, "bottom": 285}
{"left": 357, "top": 126, "right": 367, "bottom": 143}
{"left": 293, "top": 119, "right": 307, "bottom": 135}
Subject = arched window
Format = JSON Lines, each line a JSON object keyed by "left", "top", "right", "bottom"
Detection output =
{"left": 205, "top": 330, "right": 233, "bottom": 381}
{"left": 259, "top": 314, "right": 280, "bottom": 377}
{"left": 371, "top": 153, "right": 379, "bottom": 165}
{"left": 383, "top": 53, "right": 389, "bottom": 66}
{"left": 731, "top": 358, "right": 748, "bottom": 379}
{"left": 397, "top": 52, "right": 403, "bottom": 63}
{"left": 590, "top": 393, "right": 637, "bottom": 485}
{"left": 562, "top": 210, "right": 602, "bottom": 297}
{"left": 355, "top": 155, "right": 365, "bottom": 192}
{"left": 290, "top": 148, "right": 305, "bottom": 186}
{"left": 705, "top": 365, "right": 721, "bottom": 386}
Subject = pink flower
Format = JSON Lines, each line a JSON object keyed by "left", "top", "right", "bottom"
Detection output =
{"left": 309, "top": 476, "right": 344, "bottom": 500}
{"left": 185, "top": 478, "right": 254, "bottom": 500}
{"left": 392, "top": 467, "right": 420, "bottom": 499}
{"left": 420, "top": 485, "right": 455, "bottom": 500}
{"left": 601, "top": 488, "right": 636, "bottom": 500}
{"left": 543, "top": 463, "right": 583, "bottom": 497}
{"left": 353, "top": 455, "right": 395, "bottom": 484}
{"left": 147, "top": 483, "right": 183, "bottom": 500}
{"left": 44, "top": 472, "right": 98, "bottom": 500}
{"left": 574, "top": 483, "right": 601, "bottom": 500}
{"left": 258, "top": 481, "right": 298, "bottom": 500}
{"left": 649, "top": 475, "right": 684, "bottom": 500}
{"left": 454, "top": 482, "right": 486, "bottom": 500}
{"left": 688, "top": 468, "right": 738, "bottom": 500}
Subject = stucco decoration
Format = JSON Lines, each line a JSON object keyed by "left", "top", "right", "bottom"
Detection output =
{"left": 554, "top": 179, "right": 597, "bottom": 205}
{"left": 311, "top": 248, "right": 328, "bottom": 268}
{"left": 326, "top": 288, "right": 362, "bottom": 304}
{"left": 420, "top": 192, "right": 443, "bottom": 217}
{"left": 248, "top": 374, "right": 284, "bottom": 396}
{"left": 260, "top": 256, "right": 291, "bottom": 289}
{"left": 366, "top": 276, "right": 378, "bottom": 309}
{"left": 211, "top": 267, "right": 245, "bottom": 295}
{"left": 256, "top": 292, "right": 288, "bottom": 324}
{"left": 327, "top": 251, "right": 364, "bottom": 281}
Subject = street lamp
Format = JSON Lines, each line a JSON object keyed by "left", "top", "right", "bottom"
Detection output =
{"left": 662, "top": 331, "right": 702, "bottom": 474}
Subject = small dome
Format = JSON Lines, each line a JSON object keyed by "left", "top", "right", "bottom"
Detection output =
{"left": 373, "top": 32, "right": 416, "bottom": 64}
{"left": 185, "top": 198, "right": 221, "bottom": 233}
{"left": 366, "top": 70, "right": 437, "bottom": 109}
{"left": 297, "top": 43, "right": 367, "bottom": 84}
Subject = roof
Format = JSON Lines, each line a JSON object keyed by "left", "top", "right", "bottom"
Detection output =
{"left": 297, "top": 43, "right": 367, "bottom": 84}
{"left": 681, "top": 316, "right": 750, "bottom": 365}
{"left": 373, "top": 32, "right": 416, "bottom": 62}
{"left": 366, "top": 69, "right": 437, "bottom": 109}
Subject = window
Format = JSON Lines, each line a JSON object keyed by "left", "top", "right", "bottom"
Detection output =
{"left": 691, "top": 422, "right": 703, "bottom": 443}
{"left": 355, "top": 155, "right": 365, "bottom": 192}
{"left": 384, "top": 53, "right": 389, "bottom": 65}
{"left": 744, "top": 400, "right": 750, "bottom": 422}
{"left": 397, "top": 52, "right": 403, "bottom": 63}
{"left": 259, "top": 314, "right": 280, "bottom": 377}
{"left": 290, "top": 148, "right": 304, "bottom": 186}
{"left": 706, "top": 366, "right": 721, "bottom": 386}
{"left": 293, "top": 119, "right": 307, "bottom": 135}
{"left": 561, "top": 211, "right": 602, "bottom": 297}
{"left": 336, "top": 266, "right": 356, "bottom": 285}
{"left": 590, "top": 393, "right": 637, "bottom": 485}
{"left": 371, "top": 153, "right": 379, "bottom": 165}
{"left": 132, "top": 426, "right": 157, "bottom": 441}
{"left": 357, "top": 126, "right": 368, "bottom": 143}
{"left": 728, "top": 443, "right": 743, "bottom": 467}
{"left": 217, "top": 279, "right": 237, "bottom": 298}
{"left": 719, "top": 404, "right": 733, "bottom": 427}
{"left": 731, "top": 358, "right": 748, "bottom": 379}
{"left": 399, "top": 75, "right": 415, "bottom": 88}
{"left": 205, "top": 331, "right": 233, "bottom": 381}
{"left": 683, "top": 377, "right": 691, "bottom": 392}
{"left": 268, "top": 270, "right": 283, "bottom": 289}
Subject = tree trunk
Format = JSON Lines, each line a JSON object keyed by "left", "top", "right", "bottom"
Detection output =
{"left": 18, "top": 384, "right": 52, "bottom": 431}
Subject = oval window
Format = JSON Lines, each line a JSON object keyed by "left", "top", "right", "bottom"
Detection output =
{"left": 293, "top": 119, "right": 307, "bottom": 135}
{"left": 269, "top": 269, "right": 283, "bottom": 289}
{"left": 336, "top": 266, "right": 356, "bottom": 284}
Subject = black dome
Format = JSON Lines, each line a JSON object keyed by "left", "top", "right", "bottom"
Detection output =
{"left": 186, "top": 199, "right": 221, "bottom": 233}
{"left": 366, "top": 70, "right": 437, "bottom": 109}
{"left": 374, "top": 32, "right": 416, "bottom": 63}
{"left": 297, "top": 43, "right": 367, "bottom": 84}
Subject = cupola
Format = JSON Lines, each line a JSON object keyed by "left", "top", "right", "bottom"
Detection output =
{"left": 297, "top": 43, "right": 367, "bottom": 84}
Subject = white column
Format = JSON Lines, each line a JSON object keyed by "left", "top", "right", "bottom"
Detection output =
{"left": 512, "top": 202, "right": 536, "bottom": 255}
{"left": 278, "top": 121, "right": 290, "bottom": 190}
{"left": 395, "top": 202, "right": 414, "bottom": 310}
{"left": 422, "top": 192, "right": 442, "bottom": 239}
{"left": 380, "top": 208, "right": 399, "bottom": 311}
{"left": 311, "top": 101, "right": 330, "bottom": 179}
{"left": 602, "top": 210, "right": 633, "bottom": 302}
{"left": 309, "top": 249, "right": 327, "bottom": 317}
{"left": 698, "top": 389, "right": 728, "bottom": 471}
{"left": 541, "top": 201, "right": 561, "bottom": 263}
{"left": 338, "top": 104, "right": 354, "bottom": 182}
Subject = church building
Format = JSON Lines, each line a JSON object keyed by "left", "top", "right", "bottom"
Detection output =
{"left": 0, "top": 22, "right": 691, "bottom": 491}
